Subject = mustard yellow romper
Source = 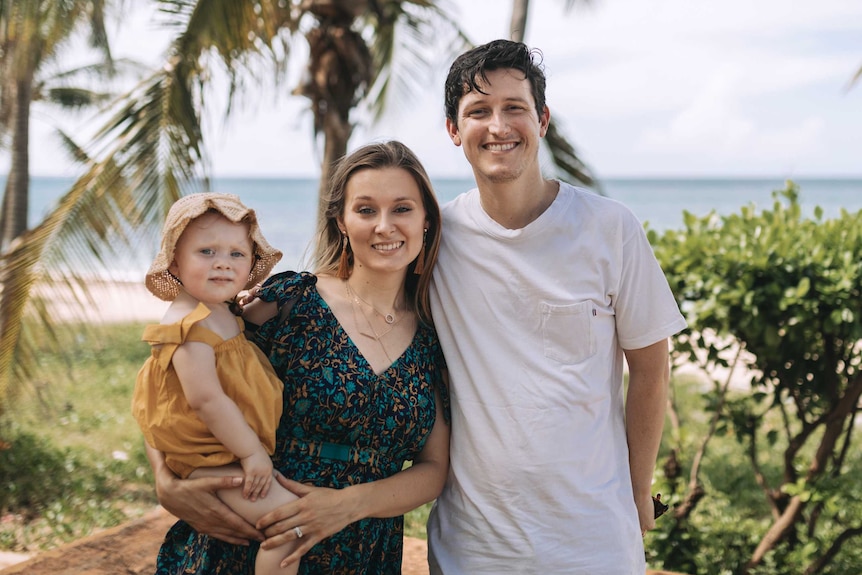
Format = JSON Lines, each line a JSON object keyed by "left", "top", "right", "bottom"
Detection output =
{"left": 132, "top": 302, "right": 284, "bottom": 478}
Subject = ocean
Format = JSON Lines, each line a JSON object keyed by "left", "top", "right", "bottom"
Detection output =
{"left": 23, "top": 176, "right": 862, "bottom": 275}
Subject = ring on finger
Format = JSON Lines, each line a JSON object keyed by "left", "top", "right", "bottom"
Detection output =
{"left": 294, "top": 526, "right": 303, "bottom": 539}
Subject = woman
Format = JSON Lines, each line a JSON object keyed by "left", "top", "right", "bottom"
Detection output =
{"left": 145, "top": 140, "right": 448, "bottom": 574}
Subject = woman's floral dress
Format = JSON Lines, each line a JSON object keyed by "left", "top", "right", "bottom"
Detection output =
{"left": 154, "top": 271, "right": 448, "bottom": 575}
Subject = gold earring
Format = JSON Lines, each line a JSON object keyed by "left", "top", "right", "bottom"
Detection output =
{"left": 337, "top": 233, "right": 351, "bottom": 279}
{"left": 413, "top": 228, "right": 428, "bottom": 275}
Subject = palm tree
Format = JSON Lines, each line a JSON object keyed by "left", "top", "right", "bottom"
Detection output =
{"left": 0, "top": 0, "right": 470, "bottom": 408}
{"left": 0, "top": 0, "right": 115, "bottom": 250}
{"left": 508, "top": 0, "right": 599, "bottom": 190}
{"left": 291, "top": 1, "right": 470, "bottom": 217}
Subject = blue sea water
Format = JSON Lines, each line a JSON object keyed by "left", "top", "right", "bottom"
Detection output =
{"left": 22, "top": 176, "right": 862, "bottom": 274}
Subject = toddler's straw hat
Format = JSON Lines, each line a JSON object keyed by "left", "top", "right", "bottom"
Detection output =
{"left": 145, "top": 193, "right": 282, "bottom": 301}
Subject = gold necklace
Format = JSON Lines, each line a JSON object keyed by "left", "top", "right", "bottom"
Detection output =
{"left": 345, "top": 280, "right": 400, "bottom": 324}
{"left": 345, "top": 281, "right": 396, "bottom": 365}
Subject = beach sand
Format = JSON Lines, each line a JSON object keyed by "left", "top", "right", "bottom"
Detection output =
{"left": 0, "top": 507, "right": 687, "bottom": 574}
{"left": 0, "top": 507, "right": 429, "bottom": 574}
{"left": 37, "top": 280, "right": 168, "bottom": 324}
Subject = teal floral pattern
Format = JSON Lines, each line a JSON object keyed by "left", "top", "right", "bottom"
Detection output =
{"left": 154, "top": 271, "right": 447, "bottom": 575}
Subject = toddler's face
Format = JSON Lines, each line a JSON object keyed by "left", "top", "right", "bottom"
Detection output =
{"left": 169, "top": 212, "right": 254, "bottom": 304}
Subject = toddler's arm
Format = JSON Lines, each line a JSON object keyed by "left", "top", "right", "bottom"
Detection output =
{"left": 173, "top": 340, "right": 273, "bottom": 500}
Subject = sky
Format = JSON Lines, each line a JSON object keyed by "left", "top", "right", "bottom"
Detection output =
{"left": 19, "top": 0, "right": 862, "bottom": 179}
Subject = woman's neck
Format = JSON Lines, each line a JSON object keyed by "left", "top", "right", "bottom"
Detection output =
{"left": 345, "top": 269, "right": 407, "bottom": 314}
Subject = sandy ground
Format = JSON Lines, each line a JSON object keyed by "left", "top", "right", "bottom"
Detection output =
{"left": 0, "top": 507, "right": 431, "bottom": 575}
{"left": 41, "top": 280, "right": 168, "bottom": 324}
{"left": 0, "top": 506, "right": 688, "bottom": 574}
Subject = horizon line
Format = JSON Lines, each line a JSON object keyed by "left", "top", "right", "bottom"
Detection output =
{"left": 16, "top": 173, "right": 862, "bottom": 181}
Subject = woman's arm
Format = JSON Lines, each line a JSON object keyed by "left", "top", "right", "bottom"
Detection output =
{"left": 257, "top": 386, "right": 450, "bottom": 566}
{"left": 242, "top": 298, "right": 278, "bottom": 326}
{"left": 145, "top": 442, "right": 263, "bottom": 544}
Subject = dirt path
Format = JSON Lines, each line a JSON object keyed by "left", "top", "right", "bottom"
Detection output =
{"left": 0, "top": 507, "right": 429, "bottom": 575}
{"left": 0, "top": 507, "right": 687, "bottom": 574}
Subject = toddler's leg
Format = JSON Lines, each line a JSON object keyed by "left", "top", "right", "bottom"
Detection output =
{"left": 254, "top": 543, "right": 298, "bottom": 575}
{"left": 190, "top": 464, "right": 300, "bottom": 575}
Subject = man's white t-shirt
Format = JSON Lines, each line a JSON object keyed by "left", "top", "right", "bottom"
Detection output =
{"left": 427, "top": 182, "right": 687, "bottom": 574}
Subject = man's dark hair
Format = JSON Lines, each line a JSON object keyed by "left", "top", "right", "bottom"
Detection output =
{"left": 444, "top": 39, "right": 547, "bottom": 126}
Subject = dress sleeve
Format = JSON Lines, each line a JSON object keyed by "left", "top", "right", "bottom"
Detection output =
{"left": 248, "top": 271, "right": 317, "bottom": 353}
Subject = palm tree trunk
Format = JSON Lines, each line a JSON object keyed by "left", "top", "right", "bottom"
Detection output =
{"left": 0, "top": 75, "right": 34, "bottom": 399}
{"left": 298, "top": 7, "right": 372, "bottom": 226}
{"left": 1, "top": 77, "right": 32, "bottom": 250}
{"left": 509, "top": 0, "right": 530, "bottom": 41}
{"left": 316, "top": 105, "right": 352, "bottom": 226}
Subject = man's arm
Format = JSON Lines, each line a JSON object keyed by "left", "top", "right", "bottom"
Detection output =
{"left": 624, "top": 338, "right": 670, "bottom": 534}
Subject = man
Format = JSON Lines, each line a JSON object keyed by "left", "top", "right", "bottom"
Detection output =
{"left": 427, "top": 39, "right": 687, "bottom": 574}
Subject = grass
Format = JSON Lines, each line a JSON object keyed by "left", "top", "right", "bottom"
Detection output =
{"left": 0, "top": 321, "right": 156, "bottom": 552}
{"left": 0, "top": 321, "right": 432, "bottom": 554}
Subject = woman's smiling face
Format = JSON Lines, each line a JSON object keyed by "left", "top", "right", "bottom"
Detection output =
{"left": 339, "top": 167, "right": 428, "bottom": 277}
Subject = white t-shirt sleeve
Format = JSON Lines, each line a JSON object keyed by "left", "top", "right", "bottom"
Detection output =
{"left": 613, "top": 208, "right": 687, "bottom": 350}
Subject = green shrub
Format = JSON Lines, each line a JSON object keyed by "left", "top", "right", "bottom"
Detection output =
{"left": 649, "top": 183, "right": 862, "bottom": 574}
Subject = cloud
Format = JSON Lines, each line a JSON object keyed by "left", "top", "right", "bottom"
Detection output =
{"left": 635, "top": 64, "right": 828, "bottom": 172}
{"left": 640, "top": 68, "right": 756, "bottom": 152}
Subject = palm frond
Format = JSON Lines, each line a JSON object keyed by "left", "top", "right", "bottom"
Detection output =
{"left": 17, "top": 1, "right": 90, "bottom": 65}
{"left": 1, "top": 1, "right": 306, "bottom": 410}
{"left": 0, "top": 85, "right": 196, "bottom": 410}
{"left": 84, "top": 0, "right": 114, "bottom": 66}
{"left": 0, "top": 1, "right": 126, "bottom": 141}
{"left": 168, "top": 0, "right": 292, "bottom": 117}
{"left": 0, "top": 66, "right": 211, "bottom": 405}
{"left": 364, "top": 0, "right": 472, "bottom": 120}
{"left": 55, "top": 127, "right": 93, "bottom": 164}
{"left": 40, "top": 86, "right": 113, "bottom": 108}
{"left": 42, "top": 58, "right": 150, "bottom": 83}
{"left": 849, "top": 64, "right": 862, "bottom": 90}
{"left": 33, "top": 58, "right": 146, "bottom": 108}
{"left": 0, "top": 156, "right": 136, "bottom": 407}
{"left": 543, "top": 118, "right": 601, "bottom": 193}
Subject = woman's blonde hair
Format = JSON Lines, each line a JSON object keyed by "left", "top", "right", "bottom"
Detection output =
{"left": 313, "top": 141, "right": 442, "bottom": 325}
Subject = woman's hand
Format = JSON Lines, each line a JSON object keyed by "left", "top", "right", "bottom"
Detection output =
{"left": 158, "top": 472, "right": 265, "bottom": 545}
{"left": 148, "top": 445, "right": 264, "bottom": 545}
{"left": 257, "top": 473, "right": 360, "bottom": 567}
{"left": 237, "top": 284, "right": 262, "bottom": 308}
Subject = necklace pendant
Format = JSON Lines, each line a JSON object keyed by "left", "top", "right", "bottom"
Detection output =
{"left": 384, "top": 313, "right": 395, "bottom": 324}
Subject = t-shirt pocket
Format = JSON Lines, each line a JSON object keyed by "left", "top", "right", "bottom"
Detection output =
{"left": 540, "top": 300, "right": 595, "bottom": 364}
